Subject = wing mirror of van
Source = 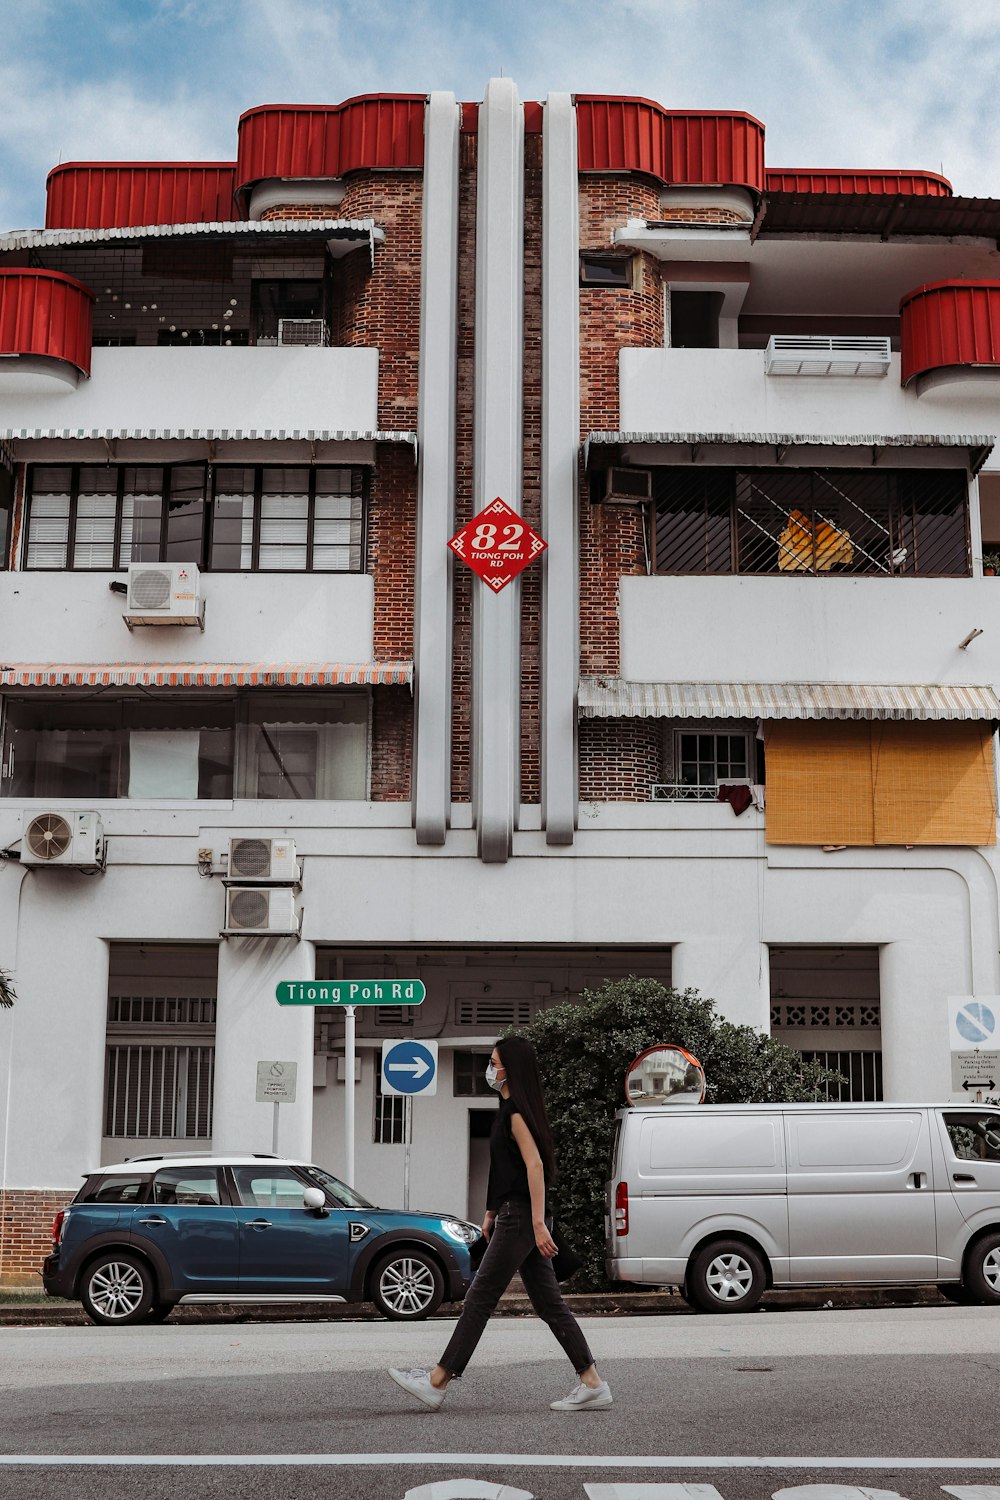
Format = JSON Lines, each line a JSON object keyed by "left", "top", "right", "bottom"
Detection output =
{"left": 303, "top": 1186, "right": 330, "bottom": 1217}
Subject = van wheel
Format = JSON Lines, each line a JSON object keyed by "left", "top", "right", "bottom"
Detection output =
{"left": 964, "top": 1233, "right": 1000, "bottom": 1304}
{"left": 687, "top": 1240, "right": 766, "bottom": 1313}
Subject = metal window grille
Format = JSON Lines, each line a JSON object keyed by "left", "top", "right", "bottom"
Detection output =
{"left": 104, "top": 1044, "right": 215, "bottom": 1137}
{"left": 654, "top": 467, "right": 969, "bottom": 578}
{"left": 454, "top": 998, "right": 537, "bottom": 1027}
{"left": 799, "top": 1048, "right": 884, "bottom": 1103}
{"left": 110, "top": 997, "right": 217, "bottom": 1025}
{"left": 373, "top": 1068, "right": 406, "bottom": 1145}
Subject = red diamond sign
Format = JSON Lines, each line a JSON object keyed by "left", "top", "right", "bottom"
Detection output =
{"left": 448, "top": 498, "right": 547, "bottom": 593}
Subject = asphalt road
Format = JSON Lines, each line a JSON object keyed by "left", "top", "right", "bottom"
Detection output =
{"left": 1, "top": 1305, "right": 999, "bottom": 1500}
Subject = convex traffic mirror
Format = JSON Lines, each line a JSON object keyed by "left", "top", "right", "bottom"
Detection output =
{"left": 624, "top": 1044, "right": 705, "bottom": 1105}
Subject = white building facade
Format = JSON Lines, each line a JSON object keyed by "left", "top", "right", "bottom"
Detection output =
{"left": 1, "top": 81, "right": 999, "bottom": 1282}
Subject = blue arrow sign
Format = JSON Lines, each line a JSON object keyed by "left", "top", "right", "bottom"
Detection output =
{"left": 382, "top": 1040, "right": 438, "bottom": 1097}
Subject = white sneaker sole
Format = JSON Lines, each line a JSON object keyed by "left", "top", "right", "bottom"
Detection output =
{"left": 550, "top": 1394, "right": 613, "bottom": 1412}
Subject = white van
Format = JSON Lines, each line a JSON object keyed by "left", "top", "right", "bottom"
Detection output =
{"left": 605, "top": 1101, "right": 1000, "bottom": 1312}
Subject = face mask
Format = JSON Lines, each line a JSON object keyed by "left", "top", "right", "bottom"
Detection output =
{"left": 485, "top": 1061, "right": 505, "bottom": 1093}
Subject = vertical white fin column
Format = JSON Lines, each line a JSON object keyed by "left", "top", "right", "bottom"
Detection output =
{"left": 541, "top": 92, "right": 580, "bottom": 845}
{"left": 413, "top": 92, "right": 461, "bottom": 845}
{"left": 473, "top": 78, "right": 525, "bottom": 862}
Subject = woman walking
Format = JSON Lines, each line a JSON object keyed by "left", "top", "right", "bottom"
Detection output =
{"left": 389, "top": 1036, "right": 612, "bottom": 1412}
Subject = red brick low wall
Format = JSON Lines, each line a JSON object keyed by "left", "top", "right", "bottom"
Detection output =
{"left": 0, "top": 1188, "right": 75, "bottom": 1288}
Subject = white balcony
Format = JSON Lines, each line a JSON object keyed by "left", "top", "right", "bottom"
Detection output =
{"left": 0, "top": 570, "right": 375, "bottom": 666}
{"left": 619, "top": 347, "right": 1000, "bottom": 445}
{"left": 0, "top": 345, "right": 381, "bottom": 440}
{"left": 619, "top": 574, "right": 1000, "bottom": 689}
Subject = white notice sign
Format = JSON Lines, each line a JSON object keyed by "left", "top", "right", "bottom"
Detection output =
{"left": 256, "top": 1060, "right": 298, "bottom": 1104}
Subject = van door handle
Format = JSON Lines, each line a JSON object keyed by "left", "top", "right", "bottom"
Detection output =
{"left": 137, "top": 1216, "right": 167, "bottom": 1226}
{"left": 953, "top": 1172, "right": 976, "bottom": 1184}
{"left": 908, "top": 1172, "right": 927, "bottom": 1189}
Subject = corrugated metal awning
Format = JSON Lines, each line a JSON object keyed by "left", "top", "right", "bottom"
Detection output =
{"left": 0, "top": 661, "right": 413, "bottom": 689}
{"left": 0, "top": 428, "right": 417, "bottom": 449}
{"left": 584, "top": 431, "right": 995, "bottom": 473}
{"left": 579, "top": 679, "right": 1000, "bottom": 722}
{"left": 0, "top": 218, "right": 384, "bottom": 253}
{"left": 759, "top": 191, "right": 1000, "bottom": 240}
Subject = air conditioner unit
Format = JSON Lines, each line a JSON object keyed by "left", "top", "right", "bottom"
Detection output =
{"left": 224, "top": 886, "right": 300, "bottom": 935}
{"left": 124, "top": 562, "right": 205, "bottom": 629}
{"left": 594, "top": 466, "right": 652, "bottom": 504}
{"left": 764, "top": 335, "right": 891, "bottom": 377}
{"left": 227, "top": 836, "right": 300, "bottom": 883}
{"left": 277, "top": 318, "right": 329, "bottom": 347}
{"left": 20, "top": 810, "right": 105, "bottom": 869}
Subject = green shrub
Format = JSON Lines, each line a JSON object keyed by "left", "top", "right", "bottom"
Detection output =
{"left": 0, "top": 969, "right": 13, "bottom": 1009}
{"left": 506, "top": 977, "right": 841, "bottom": 1289}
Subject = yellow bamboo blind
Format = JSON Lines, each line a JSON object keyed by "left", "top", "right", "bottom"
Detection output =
{"left": 765, "top": 721, "right": 996, "bottom": 847}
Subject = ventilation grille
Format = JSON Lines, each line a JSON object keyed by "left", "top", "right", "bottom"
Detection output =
{"left": 278, "top": 317, "right": 329, "bottom": 347}
{"left": 455, "top": 998, "right": 536, "bottom": 1027}
{"left": 227, "top": 888, "right": 271, "bottom": 930}
{"left": 230, "top": 838, "right": 273, "bottom": 878}
{"left": 771, "top": 1002, "right": 881, "bottom": 1030}
{"left": 24, "top": 812, "right": 73, "bottom": 860}
{"left": 128, "top": 568, "right": 172, "bottom": 609}
{"left": 765, "top": 334, "right": 891, "bottom": 376}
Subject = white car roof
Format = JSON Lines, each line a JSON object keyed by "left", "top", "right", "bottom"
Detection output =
{"left": 91, "top": 1156, "right": 313, "bottom": 1174}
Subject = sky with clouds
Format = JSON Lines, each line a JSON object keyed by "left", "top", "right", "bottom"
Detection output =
{"left": 2, "top": 0, "right": 999, "bottom": 229}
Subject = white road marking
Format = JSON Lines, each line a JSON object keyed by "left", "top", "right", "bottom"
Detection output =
{"left": 404, "top": 1482, "right": 534, "bottom": 1499}
{"left": 942, "top": 1490, "right": 1000, "bottom": 1499}
{"left": 0, "top": 1455, "right": 999, "bottom": 1470}
{"left": 585, "top": 1485, "right": 725, "bottom": 1498}
{"left": 773, "top": 1488, "right": 909, "bottom": 1500}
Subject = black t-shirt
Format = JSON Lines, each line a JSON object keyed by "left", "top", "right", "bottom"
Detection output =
{"left": 485, "top": 1098, "right": 533, "bottom": 1212}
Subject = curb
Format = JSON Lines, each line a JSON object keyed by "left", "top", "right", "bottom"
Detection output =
{"left": 0, "top": 1285, "right": 954, "bottom": 1326}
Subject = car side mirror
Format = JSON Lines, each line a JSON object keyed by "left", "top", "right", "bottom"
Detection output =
{"left": 303, "top": 1186, "right": 330, "bottom": 1217}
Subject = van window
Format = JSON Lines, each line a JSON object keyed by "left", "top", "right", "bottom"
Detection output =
{"left": 794, "top": 1113, "right": 920, "bottom": 1167}
{"left": 647, "top": 1115, "right": 780, "bottom": 1170}
{"left": 944, "top": 1112, "right": 1000, "bottom": 1162}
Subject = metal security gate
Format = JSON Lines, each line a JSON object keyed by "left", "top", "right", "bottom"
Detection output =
{"left": 770, "top": 945, "right": 883, "bottom": 1102}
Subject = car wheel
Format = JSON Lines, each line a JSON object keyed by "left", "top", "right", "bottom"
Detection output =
{"left": 370, "top": 1248, "right": 444, "bottom": 1320}
{"left": 686, "top": 1239, "right": 767, "bottom": 1313}
{"left": 80, "top": 1253, "right": 155, "bottom": 1326}
{"left": 964, "top": 1233, "right": 1000, "bottom": 1304}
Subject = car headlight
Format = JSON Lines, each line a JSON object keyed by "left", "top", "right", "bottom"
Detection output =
{"left": 441, "top": 1219, "right": 480, "bottom": 1245}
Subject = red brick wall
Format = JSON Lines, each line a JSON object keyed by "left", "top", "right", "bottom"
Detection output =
{"left": 450, "top": 134, "right": 478, "bottom": 803}
{"left": 578, "top": 717, "right": 661, "bottom": 802}
{"left": 370, "top": 687, "right": 413, "bottom": 801}
{"left": 264, "top": 179, "right": 419, "bottom": 796}
{"left": 0, "top": 1188, "right": 73, "bottom": 1289}
{"left": 578, "top": 178, "right": 663, "bottom": 685}
{"left": 519, "top": 134, "right": 543, "bottom": 803}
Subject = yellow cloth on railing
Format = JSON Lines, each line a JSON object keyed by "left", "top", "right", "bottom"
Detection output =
{"left": 777, "top": 509, "right": 855, "bottom": 571}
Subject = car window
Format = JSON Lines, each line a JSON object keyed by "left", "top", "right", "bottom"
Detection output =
{"left": 153, "top": 1168, "right": 222, "bottom": 1206}
{"left": 232, "top": 1167, "right": 309, "bottom": 1208}
{"left": 300, "top": 1164, "right": 375, "bottom": 1210}
{"left": 83, "top": 1175, "right": 149, "bottom": 1204}
{"left": 944, "top": 1112, "right": 1000, "bottom": 1162}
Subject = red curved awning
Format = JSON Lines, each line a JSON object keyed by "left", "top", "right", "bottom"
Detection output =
{"left": 576, "top": 97, "right": 765, "bottom": 196}
{"left": 900, "top": 280, "right": 1000, "bottom": 385}
{"left": 0, "top": 269, "right": 94, "bottom": 377}
{"left": 236, "top": 95, "right": 426, "bottom": 205}
{"left": 46, "top": 163, "right": 238, "bottom": 229}
{"left": 766, "top": 169, "right": 952, "bottom": 197}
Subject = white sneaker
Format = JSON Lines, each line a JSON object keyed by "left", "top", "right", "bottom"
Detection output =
{"left": 388, "top": 1367, "right": 447, "bottom": 1410}
{"left": 550, "top": 1379, "right": 613, "bottom": 1411}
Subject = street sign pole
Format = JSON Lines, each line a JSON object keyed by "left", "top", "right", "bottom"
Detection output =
{"left": 272, "top": 1101, "right": 279, "bottom": 1154}
{"left": 403, "top": 1095, "right": 412, "bottom": 1211}
{"left": 344, "top": 1004, "right": 356, "bottom": 1188}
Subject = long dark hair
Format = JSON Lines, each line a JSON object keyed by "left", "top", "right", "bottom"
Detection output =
{"left": 496, "top": 1036, "right": 557, "bottom": 1183}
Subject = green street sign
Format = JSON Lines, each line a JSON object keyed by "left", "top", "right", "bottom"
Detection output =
{"left": 276, "top": 980, "right": 426, "bottom": 1006}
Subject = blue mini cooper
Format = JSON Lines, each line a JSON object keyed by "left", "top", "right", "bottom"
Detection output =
{"left": 42, "top": 1154, "right": 482, "bottom": 1327}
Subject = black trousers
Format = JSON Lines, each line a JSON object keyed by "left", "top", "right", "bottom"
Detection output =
{"left": 438, "top": 1197, "right": 595, "bottom": 1378}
